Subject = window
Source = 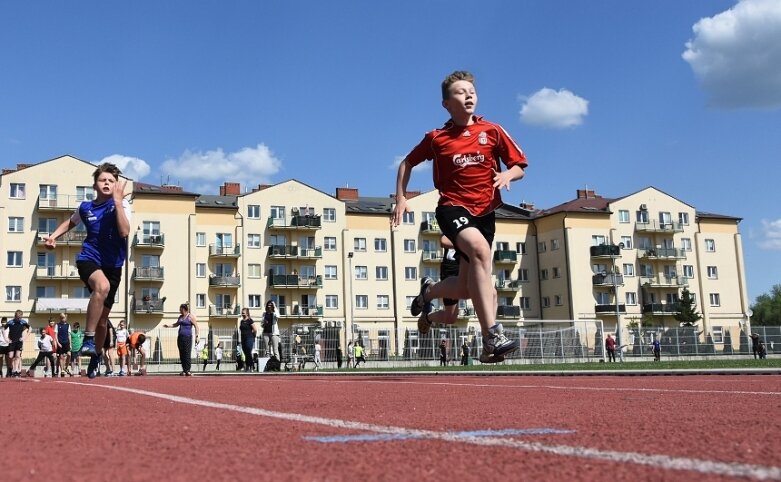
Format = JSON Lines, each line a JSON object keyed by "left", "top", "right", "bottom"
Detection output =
{"left": 355, "top": 295, "right": 368, "bottom": 309}
{"left": 324, "top": 237, "right": 337, "bottom": 251}
{"left": 403, "top": 239, "right": 416, "bottom": 252}
{"left": 195, "top": 263, "right": 206, "bottom": 277}
{"left": 540, "top": 269, "right": 549, "bottom": 280}
{"left": 423, "top": 267, "right": 437, "bottom": 279}
{"left": 620, "top": 236, "right": 633, "bottom": 249}
{"left": 637, "top": 237, "right": 652, "bottom": 250}
{"left": 679, "top": 212, "right": 690, "bottom": 225}
{"left": 551, "top": 239, "right": 560, "bottom": 250}
{"left": 554, "top": 295, "right": 562, "bottom": 306}
{"left": 196, "top": 232, "right": 206, "bottom": 246}
{"left": 707, "top": 266, "right": 718, "bottom": 279}
{"left": 626, "top": 292, "right": 637, "bottom": 305}
{"left": 518, "top": 268, "right": 529, "bottom": 281}
{"left": 659, "top": 211, "right": 672, "bottom": 227}
{"left": 591, "top": 235, "right": 606, "bottom": 246}
{"left": 6, "top": 286, "right": 21, "bottom": 302}
{"left": 39, "top": 184, "right": 57, "bottom": 200}
{"left": 215, "top": 233, "right": 233, "bottom": 248}
{"left": 636, "top": 210, "right": 649, "bottom": 224}
{"left": 195, "top": 294, "right": 205, "bottom": 308}
{"left": 639, "top": 264, "right": 654, "bottom": 277}
{"left": 683, "top": 265, "right": 694, "bottom": 278}
{"left": 681, "top": 238, "right": 692, "bottom": 252}
{"left": 520, "top": 297, "right": 531, "bottom": 309}
{"left": 405, "top": 296, "right": 416, "bottom": 309}
{"left": 712, "top": 326, "right": 724, "bottom": 344}
{"left": 552, "top": 267, "right": 561, "bottom": 278}
{"left": 325, "top": 265, "right": 337, "bottom": 280}
{"left": 374, "top": 238, "right": 387, "bottom": 252}
{"left": 618, "top": 210, "right": 630, "bottom": 223}
{"left": 596, "top": 292, "right": 610, "bottom": 305}
{"left": 377, "top": 295, "right": 389, "bottom": 309}
{"left": 405, "top": 267, "right": 417, "bottom": 280}
{"left": 9, "top": 183, "right": 25, "bottom": 199}
{"left": 247, "top": 205, "right": 260, "bottom": 219}
{"left": 516, "top": 242, "right": 526, "bottom": 254}
{"left": 247, "top": 234, "right": 261, "bottom": 248}
{"left": 6, "top": 251, "right": 22, "bottom": 267}
{"left": 354, "top": 238, "right": 367, "bottom": 252}
{"left": 709, "top": 293, "right": 720, "bottom": 306}
{"left": 76, "top": 186, "right": 95, "bottom": 201}
{"left": 8, "top": 217, "right": 23, "bottom": 233}
{"left": 623, "top": 264, "right": 635, "bottom": 276}
{"left": 38, "top": 217, "right": 57, "bottom": 234}
{"left": 542, "top": 296, "right": 550, "bottom": 308}
{"left": 705, "top": 239, "right": 716, "bottom": 252}
{"left": 355, "top": 266, "right": 368, "bottom": 280}
{"left": 247, "top": 264, "right": 261, "bottom": 278}
{"left": 247, "top": 295, "right": 261, "bottom": 308}
{"left": 538, "top": 241, "right": 547, "bottom": 252}
{"left": 325, "top": 295, "right": 338, "bottom": 309}
{"left": 36, "top": 286, "right": 55, "bottom": 298}
{"left": 322, "top": 207, "right": 336, "bottom": 222}
{"left": 375, "top": 266, "right": 388, "bottom": 280}
{"left": 73, "top": 287, "right": 90, "bottom": 298}
{"left": 402, "top": 211, "right": 415, "bottom": 224}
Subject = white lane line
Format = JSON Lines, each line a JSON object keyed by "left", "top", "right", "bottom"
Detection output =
{"left": 65, "top": 381, "right": 781, "bottom": 480}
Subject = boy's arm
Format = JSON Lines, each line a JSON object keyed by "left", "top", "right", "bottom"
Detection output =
{"left": 493, "top": 165, "right": 525, "bottom": 191}
{"left": 114, "top": 182, "right": 131, "bottom": 239}
{"left": 391, "top": 160, "right": 413, "bottom": 227}
{"left": 44, "top": 212, "right": 80, "bottom": 249}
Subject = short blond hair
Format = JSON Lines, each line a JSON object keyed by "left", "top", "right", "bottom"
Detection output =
{"left": 441, "top": 71, "right": 475, "bottom": 100}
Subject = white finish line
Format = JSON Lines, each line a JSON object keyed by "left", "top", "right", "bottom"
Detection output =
{"left": 67, "top": 382, "right": 781, "bottom": 480}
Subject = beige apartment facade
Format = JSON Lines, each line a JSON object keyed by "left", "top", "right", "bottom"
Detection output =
{"left": 1, "top": 156, "right": 750, "bottom": 355}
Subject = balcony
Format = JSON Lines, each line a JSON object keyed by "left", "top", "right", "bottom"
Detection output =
{"left": 132, "top": 266, "right": 165, "bottom": 282}
{"left": 594, "top": 303, "right": 627, "bottom": 314}
{"left": 209, "top": 244, "right": 241, "bottom": 257}
{"left": 209, "top": 275, "right": 241, "bottom": 287}
{"left": 37, "top": 195, "right": 84, "bottom": 211}
{"left": 133, "top": 297, "right": 165, "bottom": 314}
{"left": 133, "top": 233, "right": 165, "bottom": 248}
{"left": 635, "top": 221, "right": 684, "bottom": 233}
{"left": 37, "top": 230, "right": 87, "bottom": 246}
{"left": 642, "top": 303, "right": 681, "bottom": 315}
{"left": 422, "top": 250, "right": 441, "bottom": 263}
{"left": 266, "top": 214, "right": 322, "bottom": 230}
{"left": 267, "top": 245, "right": 323, "bottom": 259}
{"left": 592, "top": 273, "right": 624, "bottom": 287}
{"left": 420, "top": 220, "right": 440, "bottom": 235}
{"left": 638, "top": 247, "right": 686, "bottom": 260}
{"left": 34, "top": 266, "right": 80, "bottom": 280}
{"left": 493, "top": 250, "right": 518, "bottom": 264}
{"left": 277, "top": 304, "right": 323, "bottom": 317}
{"left": 269, "top": 274, "right": 322, "bottom": 289}
{"left": 640, "top": 274, "right": 688, "bottom": 288}
{"left": 210, "top": 304, "right": 241, "bottom": 318}
{"left": 496, "top": 305, "right": 521, "bottom": 319}
{"left": 34, "top": 297, "right": 89, "bottom": 313}
{"left": 457, "top": 306, "right": 475, "bottom": 319}
{"left": 495, "top": 279, "right": 523, "bottom": 292}
{"left": 590, "top": 245, "right": 621, "bottom": 258}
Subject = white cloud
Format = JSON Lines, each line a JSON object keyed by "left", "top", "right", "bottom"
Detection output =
{"left": 160, "top": 144, "right": 282, "bottom": 194}
{"left": 389, "top": 155, "right": 430, "bottom": 172}
{"left": 758, "top": 219, "right": 781, "bottom": 250}
{"left": 519, "top": 88, "right": 589, "bottom": 128}
{"left": 682, "top": 0, "right": 781, "bottom": 109}
{"left": 100, "top": 154, "right": 151, "bottom": 181}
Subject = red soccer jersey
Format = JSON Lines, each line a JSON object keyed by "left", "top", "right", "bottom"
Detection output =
{"left": 403, "top": 116, "right": 528, "bottom": 216}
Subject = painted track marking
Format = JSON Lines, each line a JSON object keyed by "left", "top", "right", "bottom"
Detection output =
{"left": 65, "top": 381, "right": 781, "bottom": 480}
{"left": 306, "top": 427, "right": 575, "bottom": 443}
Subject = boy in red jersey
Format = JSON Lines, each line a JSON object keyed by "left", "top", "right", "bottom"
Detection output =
{"left": 392, "top": 71, "right": 527, "bottom": 363}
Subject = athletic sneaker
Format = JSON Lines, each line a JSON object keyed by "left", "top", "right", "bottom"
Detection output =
{"left": 86, "top": 354, "right": 101, "bottom": 379}
{"left": 80, "top": 339, "right": 98, "bottom": 357}
{"left": 118, "top": 371, "right": 126, "bottom": 377}
{"left": 410, "top": 277, "right": 434, "bottom": 317}
{"left": 104, "top": 369, "right": 113, "bottom": 377}
{"left": 417, "top": 312, "right": 433, "bottom": 335}
{"left": 480, "top": 323, "right": 518, "bottom": 362}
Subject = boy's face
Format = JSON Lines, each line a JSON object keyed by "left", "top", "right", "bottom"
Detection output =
{"left": 94, "top": 172, "right": 117, "bottom": 197}
{"left": 442, "top": 80, "right": 477, "bottom": 118}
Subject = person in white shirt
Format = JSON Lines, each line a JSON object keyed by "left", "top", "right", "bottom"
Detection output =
{"left": 27, "top": 328, "right": 56, "bottom": 377}
{"left": 214, "top": 343, "right": 223, "bottom": 371}
{"left": 0, "top": 317, "right": 11, "bottom": 378}
{"left": 115, "top": 319, "right": 129, "bottom": 376}
{"left": 314, "top": 342, "right": 322, "bottom": 371}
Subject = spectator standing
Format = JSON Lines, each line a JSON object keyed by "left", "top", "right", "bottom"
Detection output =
{"left": 439, "top": 339, "right": 448, "bottom": 367}
{"left": 346, "top": 341, "right": 354, "bottom": 369}
{"left": 238, "top": 308, "right": 257, "bottom": 372}
{"left": 27, "top": 328, "right": 56, "bottom": 377}
{"left": 55, "top": 314, "right": 71, "bottom": 377}
{"left": 214, "top": 343, "right": 223, "bottom": 371}
{"left": 44, "top": 318, "right": 58, "bottom": 377}
{"left": 1, "top": 317, "right": 11, "bottom": 377}
{"left": 103, "top": 318, "right": 117, "bottom": 376}
{"left": 261, "top": 301, "right": 281, "bottom": 360}
{"left": 461, "top": 339, "right": 470, "bottom": 366}
{"left": 314, "top": 342, "right": 322, "bottom": 371}
{"left": 750, "top": 333, "right": 761, "bottom": 359}
{"left": 164, "top": 303, "right": 199, "bottom": 376}
{"left": 7, "top": 310, "right": 30, "bottom": 378}
{"left": 652, "top": 337, "right": 661, "bottom": 362}
{"left": 69, "top": 322, "right": 84, "bottom": 376}
{"left": 115, "top": 319, "right": 129, "bottom": 376}
{"left": 354, "top": 343, "right": 366, "bottom": 368}
{"left": 235, "top": 344, "right": 244, "bottom": 371}
{"left": 605, "top": 334, "right": 616, "bottom": 362}
{"left": 201, "top": 343, "right": 209, "bottom": 371}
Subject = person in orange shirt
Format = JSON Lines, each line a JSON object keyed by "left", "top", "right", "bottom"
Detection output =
{"left": 128, "top": 330, "right": 147, "bottom": 375}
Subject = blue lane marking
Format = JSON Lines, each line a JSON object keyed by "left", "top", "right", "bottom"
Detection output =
{"left": 305, "top": 428, "right": 575, "bottom": 444}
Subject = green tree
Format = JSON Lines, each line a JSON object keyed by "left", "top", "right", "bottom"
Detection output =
{"left": 675, "top": 287, "right": 702, "bottom": 327}
{"left": 751, "top": 284, "right": 781, "bottom": 326}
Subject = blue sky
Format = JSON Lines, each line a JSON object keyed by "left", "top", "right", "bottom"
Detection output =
{"left": 1, "top": 0, "right": 780, "bottom": 300}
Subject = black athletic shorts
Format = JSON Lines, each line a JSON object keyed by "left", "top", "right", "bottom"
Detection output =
{"left": 8, "top": 341, "right": 23, "bottom": 353}
{"left": 440, "top": 253, "right": 460, "bottom": 307}
{"left": 0, "top": 345, "right": 9, "bottom": 355}
{"left": 56, "top": 343, "right": 71, "bottom": 355}
{"left": 435, "top": 205, "right": 496, "bottom": 261}
{"left": 77, "top": 261, "right": 122, "bottom": 309}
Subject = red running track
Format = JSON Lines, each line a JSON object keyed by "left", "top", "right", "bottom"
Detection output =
{"left": 2, "top": 374, "right": 780, "bottom": 481}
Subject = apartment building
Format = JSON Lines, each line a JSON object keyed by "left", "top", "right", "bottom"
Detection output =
{"left": 1, "top": 155, "right": 749, "bottom": 354}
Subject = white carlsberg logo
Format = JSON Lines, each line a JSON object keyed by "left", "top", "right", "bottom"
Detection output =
{"left": 452, "top": 153, "right": 486, "bottom": 167}
{"left": 478, "top": 132, "right": 488, "bottom": 145}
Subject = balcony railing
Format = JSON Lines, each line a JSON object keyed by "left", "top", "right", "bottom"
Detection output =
{"left": 635, "top": 221, "right": 684, "bottom": 233}
{"left": 590, "top": 245, "right": 621, "bottom": 258}
{"left": 638, "top": 247, "right": 686, "bottom": 260}
{"left": 420, "top": 220, "right": 440, "bottom": 234}
{"left": 642, "top": 303, "right": 681, "bottom": 315}
{"left": 266, "top": 215, "right": 322, "bottom": 230}
{"left": 34, "top": 297, "right": 89, "bottom": 313}
{"left": 34, "top": 266, "right": 80, "bottom": 280}
{"left": 496, "top": 305, "right": 521, "bottom": 319}
{"left": 132, "top": 266, "right": 165, "bottom": 281}
{"left": 37, "top": 195, "right": 86, "bottom": 211}
{"left": 422, "top": 250, "right": 441, "bottom": 263}
{"left": 133, "top": 297, "right": 165, "bottom": 314}
{"left": 594, "top": 303, "right": 627, "bottom": 314}
{"left": 209, "top": 304, "right": 241, "bottom": 317}
{"left": 592, "top": 273, "right": 624, "bottom": 286}
{"left": 209, "top": 275, "right": 241, "bottom": 287}
{"left": 37, "top": 230, "right": 87, "bottom": 245}
{"left": 457, "top": 306, "right": 475, "bottom": 319}
{"left": 495, "top": 279, "right": 523, "bottom": 291}
{"left": 493, "top": 250, "right": 518, "bottom": 264}
{"left": 640, "top": 275, "right": 688, "bottom": 288}
{"left": 133, "top": 233, "right": 165, "bottom": 247}
{"left": 267, "top": 245, "right": 322, "bottom": 259}
{"left": 209, "top": 244, "right": 241, "bottom": 257}
{"left": 269, "top": 274, "right": 322, "bottom": 288}
{"left": 276, "top": 304, "right": 323, "bottom": 317}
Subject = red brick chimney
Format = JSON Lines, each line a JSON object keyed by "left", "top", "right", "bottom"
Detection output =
{"left": 576, "top": 189, "right": 599, "bottom": 199}
{"left": 161, "top": 185, "right": 183, "bottom": 193}
{"left": 220, "top": 182, "right": 241, "bottom": 196}
{"left": 336, "top": 187, "right": 359, "bottom": 201}
{"left": 520, "top": 201, "right": 535, "bottom": 210}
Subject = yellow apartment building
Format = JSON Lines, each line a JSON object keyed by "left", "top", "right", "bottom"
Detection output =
{"left": 1, "top": 156, "right": 750, "bottom": 355}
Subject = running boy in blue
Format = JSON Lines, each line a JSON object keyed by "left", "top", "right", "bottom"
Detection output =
{"left": 44, "top": 163, "right": 131, "bottom": 379}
